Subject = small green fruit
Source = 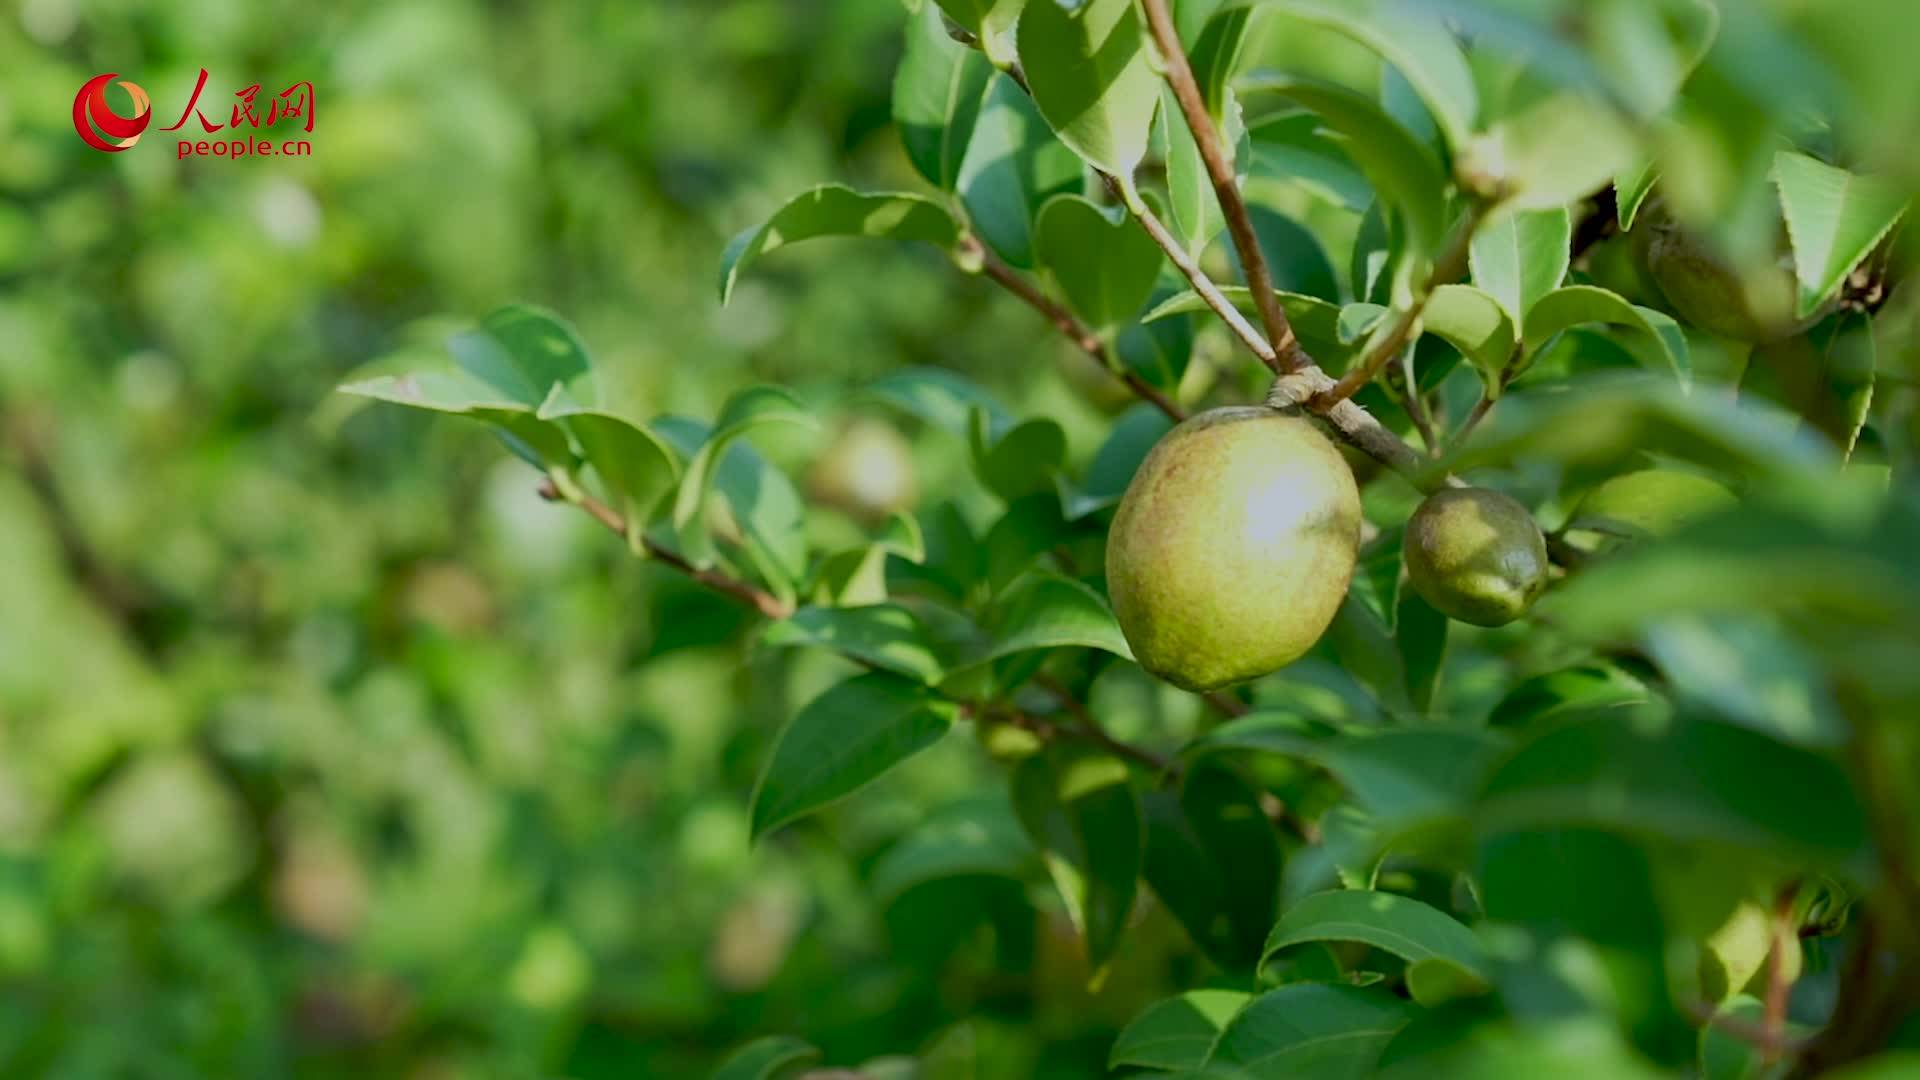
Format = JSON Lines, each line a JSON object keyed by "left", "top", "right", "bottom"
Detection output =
{"left": 1570, "top": 469, "right": 1737, "bottom": 542}
{"left": 1404, "top": 488, "right": 1548, "bottom": 628}
{"left": 1637, "top": 210, "right": 1817, "bottom": 343}
{"left": 1106, "top": 407, "right": 1361, "bottom": 692}
{"left": 807, "top": 418, "right": 917, "bottom": 524}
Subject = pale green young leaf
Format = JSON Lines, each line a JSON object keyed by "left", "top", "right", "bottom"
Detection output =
{"left": 1422, "top": 284, "right": 1518, "bottom": 391}
{"left": 760, "top": 604, "right": 946, "bottom": 684}
{"left": 1111, "top": 990, "right": 1253, "bottom": 1072}
{"left": 896, "top": 3, "right": 994, "bottom": 191}
{"left": 1469, "top": 206, "right": 1571, "bottom": 323}
{"left": 1522, "top": 285, "right": 1690, "bottom": 385}
{"left": 959, "top": 74, "right": 1086, "bottom": 269}
{"left": 1261, "top": 889, "right": 1493, "bottom": 1002}
{"left": 1772, "top": 151, "right": 1910, "bottom": 317}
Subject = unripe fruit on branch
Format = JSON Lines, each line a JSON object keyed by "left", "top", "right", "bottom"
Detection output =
{"left": 806, "top": 418, "right": 918, "bottom": 524}
{"left": 1404, "top": 488, "right": 1548, "bottom": 628}
{"left": 1105, "top": 407, "right": 1361, "bottom": 692}
{"left": 1635, "top": 205, "right": 1822, "bottom": 344}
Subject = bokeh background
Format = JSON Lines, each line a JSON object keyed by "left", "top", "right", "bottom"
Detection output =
{"left": 1, "top": 0, "right": 1198, "bottom": 1076}
{"left": 8, "top": 0, "right": 1920, "bottom": 1077}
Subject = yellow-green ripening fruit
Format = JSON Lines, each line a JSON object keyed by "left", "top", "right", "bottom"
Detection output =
{"left": 1637, "top": 212, "right": 1819, "bottom": 344}
{"left": 806, "top": 418, "right": 918, "bottom": 524}
{"left": 1570, "top": 469, "right": 1738, "bottom": 541}
{"left": 1105, "top": 407, "right": 1361, "bottom": 692}
{"left": 1404, "top": 488, "right": 1549, "bottom": 628}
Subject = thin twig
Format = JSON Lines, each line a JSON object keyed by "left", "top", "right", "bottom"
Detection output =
{"left": 1202, "top": 690, "right": 1250, "bottom": 718}
{"left": 1684, "top": 1001, "right": 1809, "bottom": 1058}
{"left": 1763, "top": 882, "right": 1801, "bottom": 1066}
{"left": 1450, "top": 391, "right": 1497, "bottom": 452}
{"left": 1034, "top": 673, "right": 1177, "bottom": 774}
{"left": 535, "top": 478, "right": 794, "bottom": 619}
{"left": 1140, "top": 0, "right": 1305, "bottom": 372}
{"left": 1315, "top": 204, "right": 1485, "bottom": 408}
{"left": 969, "top": 236, "right": 1187, "bottom": 422}
{"left": 1389, "top": 350, "right": 1439, "bottom": 454}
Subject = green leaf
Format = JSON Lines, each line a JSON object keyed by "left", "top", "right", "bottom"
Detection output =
{"left": 760, "top": 604, "right": 945, "bottom": 684}
{"left": 1142, "top": 791, "right": 1237, "bottom": 964}
{"left": 1521, "top": 286, "right": 1690, "bottom": 385}
{"left": 896, "top": 3, "right": 995, "bottom": 191}
{"left": 1016, "top": 0, "right": 1161, "bottom": 182}
{"left": 1190, "top": 5, "right": 1256, "bottom": 120}
{"left": 448, "top": 304, "right": 595, "bottom": 408}
{"left": 1468, "top": 90, "right": 1637, "bottom": 210}
{"left": 1395, "top": 588, "right": 1447, "bottom": 714}
{"left": 1063, "top": 404, "right": 1175, "bottom": 520}
{"left": 1616, "top": 159, "right": 1660, "bottom": 230}
{"left": 1476, "top": 713, "right": 1871, "bottom": 867}
{"left": 1245, "top": 206, "right": 1341, "bottom": 302}
{"left": 1642, "top": 614, "right": 1844, "bottom": 749}
{"left": 871, "top": 795, "right": 1035, "bottom": 902}
{"left": 653, "top": 414, "right": 809, "bottom": 609}
{"left": 1183, "top": 760, "right": 1283, "bottom": 960}
{"left": 535, "top": 394, "right": 681, "bottom": 553}
{"left": 1486, "top": 663, "right": 1654, "bottom": 731}
{"left": 1112, "top": 990, "right": 1254, "bottom": 1072}
{"left": 1261, "top": 890, "right": 1492, "bottom": 1004}
{"left": 1013, "top": 744, "right": 1144, "bottom": 976}
{"left": 960, "top": 571, "right": 1134, "bottom": 674}
{"left": 1245, "top": 111, "right": 1372, "bottom": 213}
{"left": 719, "top": 185, "right": 960, "bottom": 302}
{"left": 1469, "top": 207, "right": 1571, "bottom": 324}
{"left": 1162, "top": 85, "right": 1228, "bottom": 261}
{"left": 1236, "top": 0, "right": 1478, "bottom": 148}
{"left": 1207, "top": 983, "right": 1415, "bottom": 1077}
{"left": 711, "top": 1035, "right": 819, "bottom": 1080}
{"left": 1239, "top": 74, "right": 1448, "bottom": 255}
{"left": 1421, "top": 284, "right": 1518, "bottom": 392}
{"left": 934, "top": 0, "right": 1026, "bottom": 67}
{"left": 858, "top": 366, "right": 1013, "bottom": 438}
{"left": 670, "top": 386, "right": 818, "bottom": 572}
{"left": 1035, "top": 194, "right": 1165, "bottom": 329}
{"left": 750, "top": 672, "right": 960, "bottom": 840}
{"left": 1143, "top": 286, "right": 1349, "bottom": 362}
{"left": 1196, "top": 718, "right": 1505, "bottom": 827}
{"left": 1115, "top": 293, "right": 1197, "bottom": 389}
{"left": 959, "top": 75, "right": 1086, "bottom": 269}
{"left": 971, "top": 414, "right": 1069, "bottom": 501}
{"left": 1772, "top": 151, "right": 1910, "bottom": 317}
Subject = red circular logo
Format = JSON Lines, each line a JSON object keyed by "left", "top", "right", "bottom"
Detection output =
{"left": 73, "top": 73, "right": 151, "bottom": 153}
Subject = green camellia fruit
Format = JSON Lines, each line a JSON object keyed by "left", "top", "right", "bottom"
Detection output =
{"left": 1636, "top": 206, "right": 1818, "bottom": 343}
{"left": 1569, "top": 469, "right": 1738, "bottom": 542}
{"left": 1105, "top": 407, "right": 1361, "bottom": 692}
{"left": 1404, "top": 488, "right": 1548, "bottom": 628}
{"left": 806, "top": 418, "right": 917, "bottom": 524}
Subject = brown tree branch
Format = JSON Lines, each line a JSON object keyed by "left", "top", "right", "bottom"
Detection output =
{"left": 968, "top": 236, "right": 1187, "bottom": 423}
{"left": 1763, "top": 882, "right": 1801, "bottom": 1066}
{"left": 1314, "top": 205, "right": 1485, "bottom": 408}
{"left": 1031, "top": 673, "right": 1176, "bottom": 774}
{"left": 1139, "top": 0, "right": 1307, "bottom": 372}
{"left": 535, "top": 478, "right": 794, "bottom": 619}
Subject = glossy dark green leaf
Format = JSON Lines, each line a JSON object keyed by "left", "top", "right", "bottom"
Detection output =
{"left": 760, "top": 604, "right": 946, "bottom": 684}
{"left": 1060, "top": 404, "right": 1175, "bottom": 520}
{"left": 1013, "top": 744, "right": 1143, "bottom": 976}
{"left": 1183, "top": 760, "right": 1283, "bottom": 960}
{"left": 719, "top": 185, "right": 960, "bottom": 302}
{"left": 750, "top": 672, "right": 960, "bottom": 840}
{"left": 1262, "top": 889, "right": 1492, "bottom": 1004}
{"left": 858, "top": 366, "right": 1013, "bottom": 439}
{"left": 970, "top": 413, "right": 1068, "bottom": 501}
{"left": 870, "top": 794, "right": 1035, "bottom": 902}
{"left": 1142, "top": 791, "right": 1239, "bottom": 965}
{"left": 961, "top": 570, "right": 1134, "bottom": 673}
{"left": 653, "top": 414, "right": 810, "bottom": 599}
{"left": 1395, "top": 587, "right": 1447, "bottom": 714}
{"left": 1244, "top": 206, "right": 1341, "bottom": 301}
{"left": 1111, "top": 989, "right": 1253, "bottom": 1072}
{"left": 1245, "top": 111, "right": 1372, "bottom": 213}
{"left": 668, "top": 386, "right": 817, "bottom": 577}
{"left": 1486, "top": 663, "right": 1655, "bottom": 731}
{"left": 1207, "top": 983, "right": 1416, "bottom": 1078}
{"left": 535, "top": 394, "right": 681, "bottom": 553}
{"left": 1422, "top": 284, "right": 1518, "bottom": 391}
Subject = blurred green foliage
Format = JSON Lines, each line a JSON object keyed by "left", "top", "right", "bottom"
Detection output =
{"left": 9, "top": 0, "right": 1920, "bottom": 1078}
